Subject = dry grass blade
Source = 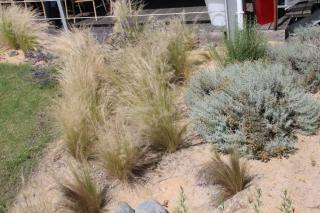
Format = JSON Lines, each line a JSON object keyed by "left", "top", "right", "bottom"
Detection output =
{"left": 200, "top": 150, "right": 250, "bottom": 199}
{"left": 0, "top": 5, "right": 48, "bottom": 52}
{"left": 59, "top": 166, "right": 108, "bottom": 213}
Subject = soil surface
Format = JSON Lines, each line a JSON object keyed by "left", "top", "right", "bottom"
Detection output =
{"left": 7, "top": 48, "right": 320, "bottom": 213}
{"left": 10, "top": 126, "right": 320, "bottom": 213}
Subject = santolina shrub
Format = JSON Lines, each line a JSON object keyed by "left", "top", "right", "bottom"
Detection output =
{"left": 268, "top": 42, "right": 320, "bottom": 93}
{"left": 185, "top": 62, "right": 320, "bottom": 160}
{"left": 293, "top": 25, "right": 320, "bottom": 46}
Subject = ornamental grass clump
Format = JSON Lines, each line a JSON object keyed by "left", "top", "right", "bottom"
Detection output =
{"left": 200, "top": 150, "right": 250, "bottom": 199}
{"left": 185, "top": 62, "right": 320, "bottom": 160}
{"left": 59, "top": 166, "right": 108, "bottom": 213}
{"left": 112, "top": 0, "right": 144, "bottom": 45}
{"left": 0, "top": 5, "right": 48, "bottom": 52}
{"left": 166, "top": 18, "right": 196, "bottom": 82}
{"left": 97, "top": 119, "right": 150, "bottom": 182}
{"left": 117, "top": 48, "right": 184, "bottom": 152}
{"left": 110, "top": 29, "right": 185, "bottom": 153}
{"left": 50, "top": 29, "right": 104, "bottom": 160}
{"left": 268, "top": 42, "right": 320, "bottom": 93}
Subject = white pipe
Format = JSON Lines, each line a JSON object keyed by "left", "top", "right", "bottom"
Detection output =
{"left": 236, "top": 0, "right": 244, "bottom": 29}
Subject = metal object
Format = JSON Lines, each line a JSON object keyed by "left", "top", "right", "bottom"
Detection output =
{"left": 18, "top": 0, "right": 68, "bottom": 30}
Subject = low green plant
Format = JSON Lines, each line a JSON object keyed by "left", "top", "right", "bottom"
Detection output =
{"left": 217, "top": 199, "right": 225, "bottom": 213}
{"left": 279, "top": 190, "right": 294, "bottom": 213}
{"left": 268, "top": 42, "right": 320, "bottom": 93}
{"left": 185, "top": 62, "right": 320, "bottom": 160}
{"left": 253, "top": 188, "right": 262, "bottom": 213}
{"left": 0, "top": 5, "right": 48, "bottom": 52}
{"left": 200, "top": 150, "right": 250, "bottom": 199}
{"left": 173, "top": 186, "right": 188, "bottom": 213}
{"left": 59, "top": 166, "right": 108, "bottom": 213}
{"left": 215, "top": 22, "right": 267, "bottom": 65}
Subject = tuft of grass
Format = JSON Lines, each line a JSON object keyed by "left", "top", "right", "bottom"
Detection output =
{"left": 111, "top": 36, "right": 186, "bottom": 153}
{"left": 112, "top": 0, "right": 144, "bottom": 45}
{"left": 216, "top": 22, "right": 267, "bottom": 66}
{"left": 200, "top": 150, "right": 250, "bottom": 199}
{"left": 97, "top": 119, "right": 149, "bottom": 182}
{"left": 0, "top": 5, "right": 48, "bottom": 52}
{"left": 0, "top": 63, "right": 56, "bottom": 211}
{"left": 50, "top": 29, "right": 104, "bottom": 160}
{"left": 59, "top": 166, "right": 108, "bottom": 213}
{"left": 166, "top": 18, "right": 196, "bottom": 82}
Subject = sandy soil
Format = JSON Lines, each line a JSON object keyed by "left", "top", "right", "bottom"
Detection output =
{"left": 10, "top": 125, "right": 320, "bottom": 213}
{"left": 0, "top": 49, "right": 26, "bottom": 64}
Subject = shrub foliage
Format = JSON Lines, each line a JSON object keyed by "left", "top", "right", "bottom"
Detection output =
{"left": 268, "top": 43, "right": 320, "bottom": 93}
{"left": 185, "top": 62, "right": 320, "bottom": 160}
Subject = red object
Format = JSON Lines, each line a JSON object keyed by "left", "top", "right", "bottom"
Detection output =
{"left": 255, "top": 0, "right": 275, "bottom": 24}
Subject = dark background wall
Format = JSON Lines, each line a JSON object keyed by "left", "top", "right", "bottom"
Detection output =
{"left": 143, "top": 0, "right": 206, "bottom": 9}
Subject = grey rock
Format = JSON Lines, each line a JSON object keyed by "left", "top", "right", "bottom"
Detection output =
{"left": 7, "top": 50, "right": 18, "bottom": 57}
{"left": 31, "top": 70, "right": 48, "bottom": 79}
{"left": 113, "top": 202, "right": 135, "bottom": 213}
{"left": 135, "top": 200, "right": 168, "bottom": 213}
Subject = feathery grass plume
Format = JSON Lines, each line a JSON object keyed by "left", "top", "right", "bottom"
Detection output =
{"left": 50, "top": 29, "right": 104, "bottom": 160}
{"left": 0, "top": 5, "right": 48, "bottom": 52}
{"left": 166, "top": 18, "right": 196, "bottom": 82}
{"left": 200, "top": 150, "right": 250, "bottom": 199}
{"left": 185, "top": 62, "right": 320, "bottom": 160}
{"left": 268, "top": 42, "right": 320, "bottom": 93}
{"left": 214, "top": 22, "right": 266, "bottom": 66}
{"left": 112, "top": 0, "right": 144, "bottom": 45}
{"left": 59, "top": 165, "right": 108, "bottom": 213}
{"left": 97, "top": 117, "right": 151, "bottom": 182}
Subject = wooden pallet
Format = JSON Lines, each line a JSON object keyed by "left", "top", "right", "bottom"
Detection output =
{"left": 286, "top": 1, "right": 316, "bottom": 17}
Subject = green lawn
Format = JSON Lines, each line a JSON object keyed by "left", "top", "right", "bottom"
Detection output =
{"left": 0, "top": 63, "right": 56, "bottom": 212}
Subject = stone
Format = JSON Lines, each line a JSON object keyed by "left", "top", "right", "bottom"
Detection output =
{"left": 7, "top": 50, "right": 18, "bottom": 57}
{"left": 113, "top": 202, "right": 135, "bottom": 213}
{"left": 31, "top": 70, "right": 48, "bottom": 79}
{"left": 135, "top": 200, "right": 168, "bottom": 213}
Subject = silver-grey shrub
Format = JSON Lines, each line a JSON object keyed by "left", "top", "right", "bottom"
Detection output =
{"left": 268, "top": 42, "right": 320, "bottom": 93}
{"left": 293, "top": 25, "right": 320, "bottom": 46}
{"left": 185, "top": 62, "right": 320, "bottom": 160}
